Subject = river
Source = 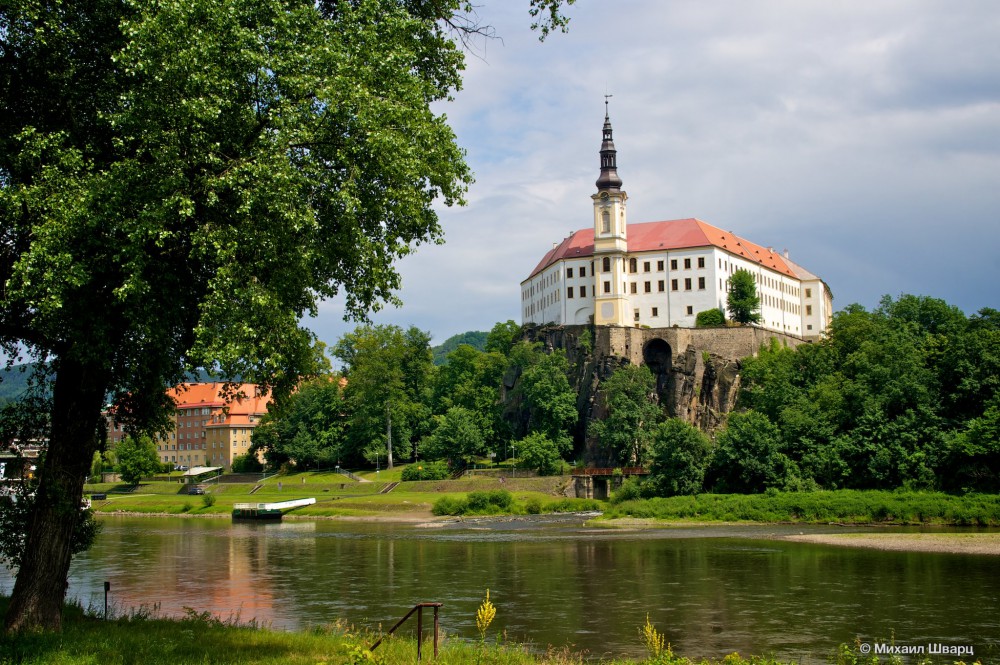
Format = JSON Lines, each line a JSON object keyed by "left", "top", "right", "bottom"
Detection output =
{"left": 2, "top": 515, "right": 998, "bottom": 663}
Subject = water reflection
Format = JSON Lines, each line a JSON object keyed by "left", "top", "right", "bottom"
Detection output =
{"left": 1, "top": 516, "right": 997, "bottom": 664}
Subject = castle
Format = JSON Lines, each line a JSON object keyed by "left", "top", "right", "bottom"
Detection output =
{"left": 520, "top": 107, "right": 832, "bottom": 340}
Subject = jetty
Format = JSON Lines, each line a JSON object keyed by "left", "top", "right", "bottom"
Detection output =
{"left": 232, "top": 497, "right": 316, "bottom": 520}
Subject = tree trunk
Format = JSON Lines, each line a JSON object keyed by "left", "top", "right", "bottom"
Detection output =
{"left": 4, "top": 356, "right": 108, "bottom": 633}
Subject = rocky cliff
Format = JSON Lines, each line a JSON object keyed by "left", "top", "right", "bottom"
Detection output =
{"left": 505, "top": 324, "right": 805, "bottom": 463}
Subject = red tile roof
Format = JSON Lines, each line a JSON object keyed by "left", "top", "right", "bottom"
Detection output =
{"left": 169, "top": 382, "right": 270, "bottom": 413}
{"left": 525, "top": 218, "right": 796, "bottom": 280}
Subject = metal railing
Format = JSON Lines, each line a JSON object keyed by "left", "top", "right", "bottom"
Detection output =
{"left": 369, "top": 602, "right": 443, "bottom": 661}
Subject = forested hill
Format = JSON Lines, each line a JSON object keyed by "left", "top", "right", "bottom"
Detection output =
{"left": 431, "top": 330, "right": 489, "bottom": 365}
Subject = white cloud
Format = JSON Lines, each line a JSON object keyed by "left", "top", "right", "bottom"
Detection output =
{"left": 306, "top": 0, "right": 1000, "bottom": 346}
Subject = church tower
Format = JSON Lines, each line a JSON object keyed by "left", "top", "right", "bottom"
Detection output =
{"left": 591, "top": 102, "right": 629, "bottom": 326}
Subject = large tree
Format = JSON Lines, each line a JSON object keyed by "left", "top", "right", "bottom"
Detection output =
{"left": 0, "top": 0, "right": 500, "bottom": 632}
{"left": 590, "top": 364, "right": 661, "bottom": 467}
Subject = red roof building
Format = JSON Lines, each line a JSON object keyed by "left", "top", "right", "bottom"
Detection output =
{"left": 521, "top": 109, "right": 832, "bottom": 339}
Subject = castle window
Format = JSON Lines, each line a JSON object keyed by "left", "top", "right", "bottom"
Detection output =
{"left": 629, "top": 258, "right": 637, "bottom": 273}
{"left": 657, "top": 260, "right": 664, "bottom": 271}
{"left": 602, "top": 257, "right": 611, "bottom": 272}
{"left": 580, "top": 266, "right": 586, "bottom": 277}
{"left": 670, "top": 259, "right": 678, "bottom": 270}
{"left": 630, "top": 282, "right": 637, "bottom": 294}
{"left": 684, "top": 258, "right": 691, "bottom": 269}
{"left": 698, "top": 277, "right": 706, "bottom": 290}
{"left": 601, "top": 210, "right": 611, "bottom": 233}
{"left": 634, "top": 309, "right": 640, "bottom": 321}
{"left": 644, "top": 281, "right": 651, "bottom": 293}
{"left": 603, "top": 281, "right": 611, "bottom": 294}
{"left": 686, "top": 306, "right": 694, "bottom": 315}
{"left": 567, "top": 287, "right": 574, "bottom": 299}
{"left": 807, "top": 324, "right": 813, "bottom": 330}
{"left": 567, "top": 267, "right": 573, "bottom": 278}
{"left": 652, "top": 307, "right": 659, "bottom": 317}
{"left": 698, "top": 257, "right": 705, "bottom": 268}
{"left": 643, "top": 261, "right": 651, "bottom": 272}
{"left": 671, "top": 279, "right": 678, "bottom": 291}
{"left": 806, "top": 305, "right": 813, "bottom": 315}
{"left": 580, "top": 286, "right": 586, "bottom": 297}
{"left": 805, "top": 288, "right": 812, "bottom": 298}
{"left": 658, "top": 280, "right": 665, "bottom": 292}
{"left": 684, "top": 278, "right": 692, "bottom": 290}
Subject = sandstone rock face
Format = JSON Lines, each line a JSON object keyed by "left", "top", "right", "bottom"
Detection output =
{"left": 510, "top": 324, "right": 806, "bottom": 464}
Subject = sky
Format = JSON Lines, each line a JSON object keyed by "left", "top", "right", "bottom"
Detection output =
{"left": 310, "top": 0, "right": 1000, "bottom": 348}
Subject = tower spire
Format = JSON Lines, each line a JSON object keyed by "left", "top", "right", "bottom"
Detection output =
{"left": 596, "top": 98, "right": 623, "bottom": 191}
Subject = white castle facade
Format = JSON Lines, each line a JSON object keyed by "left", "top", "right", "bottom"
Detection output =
{"left": 520, "top": 109, "right": 833, "bottom": 341}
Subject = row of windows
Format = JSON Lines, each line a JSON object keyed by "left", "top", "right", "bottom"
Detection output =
{"left": 565, "top": 266, "right": 587, "bottom": 279}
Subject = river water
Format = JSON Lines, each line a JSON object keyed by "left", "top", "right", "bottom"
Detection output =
{"left": 2, "top": 515, "right": 998, "bottom": 663}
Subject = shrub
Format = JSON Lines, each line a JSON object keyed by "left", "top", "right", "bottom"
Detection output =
{"left": 431, "top": 496, "right": 465, "bottom": 516}
{"left": 401, "top": 461, "right": 450, "bottom": 481}
{"left": 201, "top": 494, "right": 216, "bottom": 508}
{"left": 695, "top": 308, "right": 726, "bottom": 327}
{"left": 231, "top": 453, "right": 263, "bottom": 473}
{"left": 524, "top": 497, "right": 543, "bottom": 514}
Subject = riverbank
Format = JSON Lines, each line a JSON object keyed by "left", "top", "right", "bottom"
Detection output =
{"left": 779, "top": 531, "right": 1000, "bottom": 555}
{"left": 0, "top": 596, "right": 893, "bottom": 665}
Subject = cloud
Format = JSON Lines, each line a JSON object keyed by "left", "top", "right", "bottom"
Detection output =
{"left": 306, "top": 0, "right": 1000, "bottom": 346}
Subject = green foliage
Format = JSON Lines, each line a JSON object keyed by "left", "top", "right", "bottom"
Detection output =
{"left": 419, "top": 406, "right": 486, "bottom": 464}
{"left": 590, "top": 365, "right": 661, "bottom": 466}
{"left": 610, "top": 477, "right": 645, "bottom": 504}
{"left": 253, "top": 377, "right": 345, "bottom": 471}
{"left": 648, "top": 419, "right": 713, "bottom": 496}
{"left": 727, "top": 270, "right": 762, "bottom": 325}
{"left": 515, "top": 432, "right": 562, "bottom": 475}
{"left": 334, "top": 325, "right": 435, "bottom": 466}
{"left": 230, "top": 453, "right": 264, "bottom": 473}
{"left": 431, "top": 490, "right": 513, "bottom": 516}
{"left": 737, "top": 294, "right": 999, "bottom": 492}
{"left": 711, "top": 412, "right": 798, "bottom": 493}
{"left": 695, "top": 308, "right": 726, "bottom": 327}
{"left": 516, "top": 346, "right": 577, "bottom": 454}
{"left": 484, "top": 320, "right": 522, "bottom": 356}
{"left": 200, "top": 494, "right": 216, "bottom": 508}
{"left": 400, "top": 461, "right": 450, "bottom": 481}
{"left": 602, "top": 489, "right": 1000, "bottom": 526}
{"left": 115, "top": 435, "right": 162, "bottom": 486}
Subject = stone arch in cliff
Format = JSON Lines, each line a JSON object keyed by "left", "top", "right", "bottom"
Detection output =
{"left": 642, "top": 338, "right": 673, "bottom": 412}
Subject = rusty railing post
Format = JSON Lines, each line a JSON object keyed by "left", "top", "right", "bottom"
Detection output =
{"left": 433, "top": 604, "right": 440, "bottom": 659}
{"left": 416, "top": 605, "right": 424, "bottom": 661}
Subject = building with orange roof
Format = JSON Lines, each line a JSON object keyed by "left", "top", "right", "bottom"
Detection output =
{"left": 521, "top": 108, "right": 832, "bottom": 340}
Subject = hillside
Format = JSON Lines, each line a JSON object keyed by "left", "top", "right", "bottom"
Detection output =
{"left": 431, "top": 330, "right": 489, "bottom": 365}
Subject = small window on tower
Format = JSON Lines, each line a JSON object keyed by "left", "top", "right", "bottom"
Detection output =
{"left": 629, "top": 258, "right": 637, "bottom": 273}
{"left": 601, "top": 210, "right": 611, "bottom": 233}
{"left": 603, "top": 281, "right": 611, "bottom": 294}
{"left": 630, "top": 282, "right": 637, "bottom": 294}
{"left": 603, "top": 257, "right": 611, "bottom": 272}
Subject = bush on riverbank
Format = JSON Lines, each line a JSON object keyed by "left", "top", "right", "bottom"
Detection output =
{"left": 603, "top": 489, "right": 1000, "bottom": 525}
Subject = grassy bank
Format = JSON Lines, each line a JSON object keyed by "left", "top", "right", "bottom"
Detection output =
{"left": 603, "top": 490, "right": 1000, "bottom": 526}
{"left": 85, "top": 473, "right": 1000, "bottom": 527}
{"left": 0, "top": 597, "right": 933, "bottom": 665}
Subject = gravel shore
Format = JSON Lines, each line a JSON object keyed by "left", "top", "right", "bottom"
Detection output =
{"left": 779, "top": 532, "right": 1000, "bottom": 555}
